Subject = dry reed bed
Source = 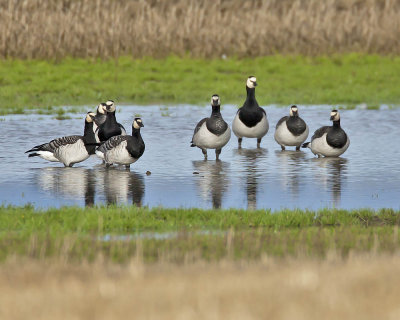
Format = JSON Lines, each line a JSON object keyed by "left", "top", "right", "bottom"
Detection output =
{"left": 1, "top": 255, "right": 400, "bottom": 319}
{"left": 1, "top": 0, "right": 400, "bottom": 59}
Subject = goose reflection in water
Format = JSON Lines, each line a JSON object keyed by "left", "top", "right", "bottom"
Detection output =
{"left": 233, "top": 148, "right": 267, "bottom": 210}
{"left": 35, "top": 166, "right": 145, "bottom": 206}
{"left": 98, "top": 167, "right": 145, "bottom": 206}
{"left": 275, "top": 150, "right": 307, "bottom": 196}
{"left": 192, "top": 160, "right": 230, "bottom": 209}
{"left": 35, "top": 167, "right": 96, "bottom": 206}
{"left": 314, "top": 157, "right": 348, "bottom": 207}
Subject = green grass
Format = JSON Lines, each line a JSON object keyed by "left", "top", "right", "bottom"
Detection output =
{"left": 1, "top": 206, "right": 400, "bottom": 263}
{"left": 1, "top": 54, "right": 400, "bottom": 115}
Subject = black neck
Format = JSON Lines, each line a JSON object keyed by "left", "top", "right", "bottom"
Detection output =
{"left": 106, "top": 111, "right": 116, "bottom": 123}
{"left": 83, "top": 121, "right": 96, "bottom": 143}
{"left": 131, "top": 127, "right": 141, "bottom": 137}
{"left": 211, "top": 105, "right": 221, "bottom": 117}
{"left": 333, "top": 119, "right": 341, "bottom": 128}
{"left": 245, "top": 86, "right": 257, "bottom": 105}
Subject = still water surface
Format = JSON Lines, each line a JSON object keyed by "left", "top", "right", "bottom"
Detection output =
{"left": 0, "top": 105, "right": 399, "bottom": 210}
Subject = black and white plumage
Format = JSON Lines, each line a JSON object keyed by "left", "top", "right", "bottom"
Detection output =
{"left": 274, "top": 105, "right": 309, "bottom": 150}
{"left": 95, "top": 100, "right": 126, "bottom": 143}
{"left": 302, "top": 109, "right": 350, "bottom": 157}
{"left": 26, "top": 112, "right": 97, "bottom": 167}
{"left": 191, "top": 94, "right": 231, "bottom": 160}
{"left": 232, "top": 76, "right": 269, "bottom": 148}
{"left": 93, "top": 103, "right": 108, "bottom": 133}
{"left": 95, "top": 117, "right": 145, "bottom": 169}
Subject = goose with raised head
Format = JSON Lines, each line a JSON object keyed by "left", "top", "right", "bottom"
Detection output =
{"left": 232, "top": 76, "right": 269, "bottom": 148}
{"left": 274, "top": 105, "right": 309, "bottom": 150}
{"left": 26, "top": 112, "right": 97, "bottom": 167}
{"left": 191, "top": 94, "right": 231, "bottom": 160}
{"left": 95, "top": 100, "right": 126, "bottom": 143}
{"left": 302, "top": 109, "right": 350, "bottom": 157}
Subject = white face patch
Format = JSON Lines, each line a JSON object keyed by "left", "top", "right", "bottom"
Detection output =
{"left": 106, "top": 101, "right": 116, "bottom": 112}
{"left": 331, "top": 111, "right": 340, "bottom": 121}
{"left": 290, "top": 106, "right": 298, "bottom": 116}
{"left": 133, "top": 119, "right": 142, "bottom": 129}
{"left": 211, "top": 96, "right": 220, "bottom": 105}
{"left": 98, "top": 104, "right": 106, "bottom": 114}
{"left": 86, "top": 113, "right": 95, "bottom": 122}
{"left": 246, "top": 77, "right": 257, "bottom": 89}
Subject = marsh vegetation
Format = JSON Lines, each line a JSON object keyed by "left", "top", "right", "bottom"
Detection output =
{"left": 2, "top": 0, "right": 400, "bottom": 59}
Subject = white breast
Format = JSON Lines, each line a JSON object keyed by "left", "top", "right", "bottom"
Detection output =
{"left": 310, "top": 133, "right": 350, "bottom": 157}
{"left": 193, "top": 122, "right": 231, "bottom": 149}
{"left": 232, "top": 113, "right": 269, "bottom": 138}
{"left": 55, "top": 139, "right": 90, "bottom": 166}
{"left": 104, "top": 140, "right": 137, "bottom": 165}
{"left": 274, "top": 122, "right": 309, "bottom": 147}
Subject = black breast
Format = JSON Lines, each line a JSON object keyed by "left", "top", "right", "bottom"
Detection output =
{"left": 99, "top": 125, "right": 122, "bottom": 142}
{"left": 326, "top": 127, "right": 348, "bottom": 149}
{"left": 238, "top": 107, "right": 265, "bottom": 128}
{"left": 206, "top": 117, "right": 228, "bottom": 136}
{"left": 286, "top": 117, "right": 307, "bottom": 136}
{"left": 126, "top": 135, "right": 145, "bottom": 159}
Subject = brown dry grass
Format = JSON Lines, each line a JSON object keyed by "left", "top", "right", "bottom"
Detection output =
{"left": 1, "top": 254, "right": 400, "bottom": 319}
{"left": 1, "top": 0, "right": 400, "bottom": 59}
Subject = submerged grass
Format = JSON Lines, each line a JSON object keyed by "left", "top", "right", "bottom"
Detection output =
{"left": 1, "top": 55, "right": 400, "bottom": 115}
{"left": 1, "top": 206, "right": 400, "bottom": 263}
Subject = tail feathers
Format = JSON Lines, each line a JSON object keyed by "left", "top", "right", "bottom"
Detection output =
{"left": 28, "top": 152, "right": 40, "bottom": 158}
{"left": 302, "top": 142, "right": 310, "bottom": 148}
{"left": 190, "top": 143, "right": 196, "bottom": 147}
{"left": 25, "top": 143, "right": 47, "bottom": 153}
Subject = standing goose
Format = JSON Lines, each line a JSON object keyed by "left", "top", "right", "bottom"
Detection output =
{"left": 95, "top": 100, "right": 126, "bottom": 143}
{"left": 191, "top": 94, "right": 231, "bottom": 160}
{"left": 274, "top": 105, "right": 309, "bottom": 151}
{"left": 302, "top": 109, "right": 350, "bottom": 157}
{"left": 26, "top": 112, "right": 97, "bottom": 167}
{"left": 232, "top": 76, "right": 269, "bottom": 148}
{"left": 96, "top": 117, "right": 145, "bottom": 169}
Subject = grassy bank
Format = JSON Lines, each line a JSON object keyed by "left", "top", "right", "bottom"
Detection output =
{"left": 1, "top": 54, "right": 400, "bottom": 115}
{"left": 1, "top": 206, "right": 399, "bottom": 263}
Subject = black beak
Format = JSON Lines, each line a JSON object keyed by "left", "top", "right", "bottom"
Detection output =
{"left": 139, "top": 122, "right": 144, "bottom": 127}
{"left": 253, "top": 82, "right": 258, "bottom": 87}
{"left": 330, "top": 116, "right": 334, "bottom": 120}
{"left": 89, "top": 114, "right": 96, "bottom": 121}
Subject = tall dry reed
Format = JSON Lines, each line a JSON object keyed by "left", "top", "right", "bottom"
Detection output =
{"left": 1, "top": 0, "right": 400, "bottom": 59}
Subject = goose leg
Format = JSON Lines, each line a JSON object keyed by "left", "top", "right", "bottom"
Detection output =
{"left": 202, "top": 148, "right": 208, "bottom": 160}
{"left": 215, "top": 148, "right": 221, "bottom": 161}
{"left": 257, "top": 138, "right": 262, "bottom": 148}
{"left": 296, "top": 146, "right": 300, "bottom": 151}
{"left": 281, "top": 145, "right": 285, "bottom": 151}
{"left": 238, "top": 138, "right": 242, "bottom": 149}
{"left": 125, "top": 165, "right": 130, "bottom": 170}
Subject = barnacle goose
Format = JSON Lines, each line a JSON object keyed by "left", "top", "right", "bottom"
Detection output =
{"left": 232, "top": 76, "right": 269, "bottom": 148}
{"left": 191, "top": 94, "right": 231, "bottom": 160}
{"left": 302, "top": 109, "right": 350, "bottom": 157}
{"left": 95, "top": 100, "right": 126, "bottom": 143}
{"left": 274, "top": 105, "right": 309, "bottom": 150}
{"left": 95, "top": 117, "right": 145, "bottom": 169}
{"left": 25, "top": 112, "right": 97, "bottom": 167}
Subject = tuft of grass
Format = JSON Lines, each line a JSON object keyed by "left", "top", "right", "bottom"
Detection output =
{"left": 1, "top": 55, "right": 400, "bottom": 115}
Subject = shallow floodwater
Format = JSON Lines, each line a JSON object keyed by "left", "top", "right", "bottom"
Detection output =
{"left": 0, "top": 105, "right": 399, "bottom": 210}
